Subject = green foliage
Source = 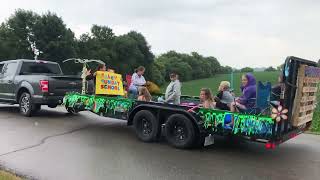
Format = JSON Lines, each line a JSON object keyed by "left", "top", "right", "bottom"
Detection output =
{"left": 241, "top": 67, "right": 254, "bottom": 72}
{"left": 265, "top": 66, "right": 276, "bottom": 72}
{"left": 311, "top": 91, "right": 320, "bottom": 133}
{"left": 0, "top": 9, "right": 76, "bottom": 62}
{"left": 0, "top": 9, "right": 39, "bottom": 60}
{"left": 155, "top": 51, "right": 221, "bottom": 82}
{"left": 149, "top": 63, "right": 165, "bottom": 85}
{"left": 219, "top": 66, "right": 233, "bottom": 74}
{"left": 0, "top": 9, "right": 228, "bottom": 86}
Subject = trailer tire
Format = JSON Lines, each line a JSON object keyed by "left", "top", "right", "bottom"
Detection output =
{"left": 66, "top": 107, "right": 79, "bottom": 115}
{"left": 133, "top": 110, "right": 159, "bottom": 142}
{"left": 165, "top": 114, "right": 196, "bottom": 149}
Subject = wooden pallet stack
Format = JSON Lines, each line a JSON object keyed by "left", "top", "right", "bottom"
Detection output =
{"left": 292, "top": 65, "right": 320, "bottom": 127}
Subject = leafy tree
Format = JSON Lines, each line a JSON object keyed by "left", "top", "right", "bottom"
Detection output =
{"left": 0, "top": 9, "right": 77, "bottom": 68}
{"left": 0, "top": 9, "right": 227, "bottom": 85}
{"left": 241, "top": 67, "right": 254, "bottom": 72}
{"left": 0, "top": 9, "right": 39, "bottom": 60}
{"left": 76, "top": 27, "right": 155, "bottom": 81}
{"left": 34, "top": 12, "right": 76, "bottom": 63}
{"left": 149, "top": 63, "right": 165, "bottom": 85}
{"left": 265, "top": 66, "right": 276, "bottom": 72}
{"left": 219, "top": 66, "right": 233, "bottom": 74}
{"left": 318, "top": 59, "right": 320, "bottom": 67}
{"left": 277, "top": 64, "right": 284, "bottom": 71}
{"left": 112, "top": 31, "right": 154, "bottom": 79}
{"left": 233, "top": 69, "right": 241, "bottom": 73}
{"left": 155, "top": 51, "right": 222, "bottom": 82}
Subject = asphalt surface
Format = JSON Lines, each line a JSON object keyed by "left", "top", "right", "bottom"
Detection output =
{"left": 0, "top": 105, "right": 319, "bottom": 180}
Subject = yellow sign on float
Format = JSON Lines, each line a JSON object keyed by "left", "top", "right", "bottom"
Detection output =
{"left": 95, "top": 71, "right": 125, "bottom": 96}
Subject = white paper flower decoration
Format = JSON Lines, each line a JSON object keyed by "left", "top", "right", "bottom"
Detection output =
{"left": 271, "top": 105, "right": 288, "bottom": 122}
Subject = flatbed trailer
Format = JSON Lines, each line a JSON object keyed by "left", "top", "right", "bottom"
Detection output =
{"left": 63, "top": 56, "right": 320, "bottom": 149}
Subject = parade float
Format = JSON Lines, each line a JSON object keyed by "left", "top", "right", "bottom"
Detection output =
{"left": 63, "top": 56, "right": 320, "bottom": 149}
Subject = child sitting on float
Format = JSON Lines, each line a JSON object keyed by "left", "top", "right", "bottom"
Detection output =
{"left": 199, "top": 88, "right": 215, "bottom": 109}
{"left": 137, "top": 87, "right": 152, "bottom": 102}
{"left": 86, "top": 64, "right": 107, "bottom": 94}
{"left": 214, "top": 81, "right": 234, "bottom": 111}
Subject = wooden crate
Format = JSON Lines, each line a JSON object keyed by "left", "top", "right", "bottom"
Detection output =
{"left": 292, "top": 65, "right": 320, "bottom": 127}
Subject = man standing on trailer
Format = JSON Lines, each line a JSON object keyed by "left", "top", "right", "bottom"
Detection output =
{"left": 164, "top": 72, "right": 181, "bottom": 105}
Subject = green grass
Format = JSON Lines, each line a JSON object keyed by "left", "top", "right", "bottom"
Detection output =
{"left": 0, "top": 170, "right": 22, "bottom": 180}
{"left": 311, "top": 92, "right": 320, "bottom": 133}
{"left": 161, "top": 71, "right": 320, "bottom": 133}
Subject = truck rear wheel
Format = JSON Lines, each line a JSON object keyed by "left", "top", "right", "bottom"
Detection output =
{"left": 165, "top": 114, "right": 196, "bottom": 149}
{"left": 19, "top": 92, "right": 35, "bottom": 117}
{"left": 133, "top": 110, "right": 159, "bottom": 142}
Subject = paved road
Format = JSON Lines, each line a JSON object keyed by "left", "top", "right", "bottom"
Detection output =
{"left": 0, "top": 105, "right": 319, "bottom": 180}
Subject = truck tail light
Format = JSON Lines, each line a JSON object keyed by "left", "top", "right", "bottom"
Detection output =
{"left": 265, "top": 142, "right": 276, "bottom": 149}
{"left": 40, "top": 80, "right": 49, "bottom": 92}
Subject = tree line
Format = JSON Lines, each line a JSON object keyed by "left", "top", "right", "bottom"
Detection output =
{"left": 1, "top": 9, "right": 269, "bottom": 85}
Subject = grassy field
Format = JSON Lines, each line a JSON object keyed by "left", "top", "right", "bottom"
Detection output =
{"left": 311, "top": 92, "right": 320, "bottom": 133}
{"left": 161, "top": 71, "right": 320, "bottom": 133}
{"left": 0, "top": 170, "right": 21, "bottom": 180}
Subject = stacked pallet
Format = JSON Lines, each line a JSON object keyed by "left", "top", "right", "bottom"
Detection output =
{"left": 292, "top": 65, "right": 320, "bottom": 127}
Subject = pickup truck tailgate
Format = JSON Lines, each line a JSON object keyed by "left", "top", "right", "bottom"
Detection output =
{"left": 48, "top": 76, "right": 82, "bottom": 96}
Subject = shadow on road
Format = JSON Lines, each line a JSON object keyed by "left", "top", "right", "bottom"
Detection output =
{"left": 0, "top": 105, "right": 76, "bottom": 119}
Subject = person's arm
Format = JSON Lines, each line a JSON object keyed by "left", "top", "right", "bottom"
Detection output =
{"left": 86, "top": 74, "right": 94, "bottom": 80}
{"left": 165, "top": 82, "right": 181, "bottom": 102}
{"left": 131, "top": 74, "right": 138, "bottom": 86}
{"left": 238, "top": 89, "right": 254, "bottom": 105}
{"left": 214, "top": 91, "right": 223, "bottom": 102}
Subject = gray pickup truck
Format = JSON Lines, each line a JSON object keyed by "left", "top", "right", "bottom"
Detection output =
{"left": 0, "top": 59, "right": 82, "bottom": 116}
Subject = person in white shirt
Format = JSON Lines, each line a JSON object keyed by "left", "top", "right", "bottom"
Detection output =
{"left": 129, "top": 66, "right": 146, "bottom": 98}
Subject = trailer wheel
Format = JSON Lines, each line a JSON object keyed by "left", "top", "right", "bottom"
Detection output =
{"left": 133, "top": 110, "right": 159, "bottom": 142}
{"left": 66, "top": 107, "right": 79, "bottom": 115}
{"left": 165, "top": 114, "right": 196, "bottom": 149}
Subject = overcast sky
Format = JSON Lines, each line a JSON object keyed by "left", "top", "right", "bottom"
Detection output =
{"left": 0, "top": 0, "right": 319, "bottom": 68}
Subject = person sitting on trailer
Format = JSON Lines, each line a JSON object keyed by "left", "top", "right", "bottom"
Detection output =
{"left": 128, "top": 66, "right": 147, "bottom": 98}
{"left": 230, "top": 73, "right": 257, "bottom": 112}
{"left": 199, "top": 88, "right": 215, "bottom": 109}
{"left": 214, "top": 81, "right": 234, "bottom": 111}
{"left": 86, "top": 64, "right": 107, "bottom": 94}
{"left": 137, "top": 86, "right": 152, "bottom": 102}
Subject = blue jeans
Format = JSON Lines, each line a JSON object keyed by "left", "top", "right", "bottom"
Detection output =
{"left": 128, "top": 85, "right": 138, "bottom": 99}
